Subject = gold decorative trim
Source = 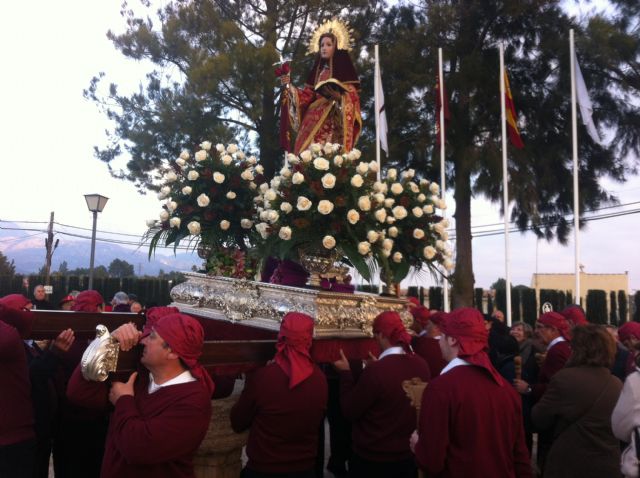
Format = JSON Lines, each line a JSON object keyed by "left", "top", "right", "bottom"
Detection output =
{"left": 308, "top": 18, "right": 354, "bottom": 54}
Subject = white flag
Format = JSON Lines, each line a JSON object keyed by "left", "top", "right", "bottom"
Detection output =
{"left": 375, "top": 54, "right": 389, "bottom": 156}
{"left": 574, "top": 53, "right": 601, "bottom": 144}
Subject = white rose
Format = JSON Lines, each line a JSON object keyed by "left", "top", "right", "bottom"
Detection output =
{"left": 187, "top": 170, "right": 199, "bottom": 181}
{"left": 286, "top": 153, "right": 298, "bottom": 164}
{"left": 357, "top": 241, "right": 371, "bottom": 255}
{"left": 264, "top": 189, "right": 277, "bottom": 201}
{"left": 259, "top": 183, "right": 269, "bottom": 193}
{"left": 321, "top": 173, "right": 336, "bottom": 189}
{"left": 300, "top": 150, "right": 313, "bottom": 162}
{"left": 297, "top": 196, "right": 312, "bottom": 211}
{"left": 247, "top": 155, "right": 257, "bottom": 165}
{"left": 346, "top": 151, "right": 357, "bottom": 161}
{"left": 323, "top": 143, "right": 334, "bottom": 155}
{"left": 195, "top": 150, "right": 207, "bottom": 162}
{"left": 420, "top": 178, "right": 429, "bottom": 187}
{"left": 317, "top": 200, "right": 334, "bottom": 215}
{"left": 180, "top": 186, "right": 191, "bottom": 195}
{"left": 373, "top": 193, "right": 385, "bottom": 204}
{"left": 386, "top": 216, "right": 396, "bottom": 224}
{"left": 236, "top": 151, "right": 245, "bottom": 160}
{"left": 146, "top": 219, "right": 157, "bottom": 228}
{"left": 423, "top": 204, "right": 434, "bottom": 214}
{"left": 280, "top": 166, "right": 292, "bottom": 178}
{"left": 197, "top": 194, "right": 210, "bottom": 207}
{"left": 333, "top": 155, "right": 344, "bottom": 167}
{"left": 444, "top": 258, "right": 454, "bottom": 271}
{"left": 165, "top": 171, "right": 178, "bottom": 183}
{"left": 215, "top": 143, "right": 225, "bottom": 152}
{"left": 413, "top": 229, "right": 425, "bottom": 239}
{"left": 226, "top": 144, "right": 238, "bottom": 154}
{"left": 438, "top": 199, "right": 448, "bottom": 210}
{"left": 219, "top": 220, "right": 230, "bottom": 230}
{"left": 351, "top": 149, "right": 362, "bottom": 159}
{"left": 347, "top": 209, "right": 360, "bottom": 224}
{"left": 393, "top": 252, "right": 403, "bottom": 263}
{"left": 292, "top": 172, "right": 305, "bottom": 184}
{"left": 159, "top": 210, "right": 169, "bottom": 221}
{"left": 241, "top": 169, "right": 254, "bottom": 181}
{"left": 259, "top": 210, "right": 269, "bottom": 221}
{"left": 280, "top": 202, "right": 293, "bottom": 213}
{"left": 213, "top": 172, "right": 225, "bottom": 184}
{"left": 200, "top": 141, "right": 212, "bottom": 151}
{"left": 374, "top": 208, "right": 387, "bottom": 223}
{"left": 249, "top": 182, "right": 257, "bottom": 190}
{"left": 424, "top": 246, "right": 437, "bottom": 260}
{"left": 356, "top": 162, "right": 369, "bottom": 175}
{"left": 255, "top": 165, "right": 265, "bottom": 175}
{"left": 382, "top": 238, "right": 394, "bottom": 250}
{"left": 392, "top": 205, "right": 408, "bottom": 220}
{"left": 279, "top": 226, "right": 292, "bottom": 240}
{"left": 241, "top": 219, "right": 253, "bottom": 229}
{"left": 351, "top": 174, "right": 364, "bottom": 188}
{"left": 429, "top": 183, "right": 440, "bottom": 195}
{"left": 187, "top": 221, "right": 201, "bottom": 235}
{"left": 436, "top": 240, "right": 446, "bottom": 251}
{"left": 367, "top": 230, "right": 379, "bottom": 243}
{"left": 373, "top": 181, "right": 388, "bottom": 193}
{"left": 388, "top": 226, "right": 399, "bottom": 238}
{"left": 409, "top": 182, "right": 419, "bottom": 193}
{"left": 358, "top": 196, "right": 371, "bottom": 211}
{"left": 322, "top": 235, "right": 336, "bottom": 249}
{"left": 157, "top": 189, "right": 168, "bottom": 200}
{"left": 412, "top": 207, "right": 424, "bottom": 218}
{"left": 169, "top": 217, "right": 181, "bottom": 228}
{"left": 175, "top": 158, "right": 186, "bottom": 168}
{"left": 387, "top": 168, "right": 397, "bottom": 180}
{"left": 433, "top": 223, "right": 445, "bottom": 235}
{"left": 255, "top": 222, "right": 270, "bottom": 239}
{"left": 221, "top": 154, "right": 233, "bottom": 166}
{"left": 390, "top": 182, "right": 404, "bottom": 195}
{"left": 384, "top": 198, "right": 395, "bottom": 208}
{"left": 369, "top": 161, "right": 379, "bottom": 173}
{"left": 441, "top": 218, "right": 450, "bottom": 228}
{"left": 226, "top": 191, "right": 237, "bottom": 199}
{"left": 166, "top": 201, "right": 178, "bottom": 212}
{"left": 310, "top": 143, "right": 322, "bottom": 154}
{"left": 313, "top": 157, "right": 330, "bottom": 171}
{"left": 267, "top": 210, "right": 279, "bottom": 223}
{"left": 179, "top": 150, "right": 190, "bottom": 160}
{"left": 417, "top": 193, "right": 426, "bottom": 203}
{"left": 382, "top": 248, "right": 391, "bottom": 258}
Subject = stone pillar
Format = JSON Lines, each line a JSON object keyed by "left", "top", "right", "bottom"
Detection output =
{"left": 194, "top": 383, "right": 247, "bottom": 478}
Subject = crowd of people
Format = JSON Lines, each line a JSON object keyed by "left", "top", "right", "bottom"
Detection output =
{"left": 2, "top": 285, "right": 640, "bottom": 478}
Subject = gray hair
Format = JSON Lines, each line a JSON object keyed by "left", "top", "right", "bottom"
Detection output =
{"left": 112, "top": 291, "right": 129, "bottom": 305}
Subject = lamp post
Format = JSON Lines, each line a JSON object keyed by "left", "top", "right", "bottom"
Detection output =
{"left": 84, "top": 194, "right": 109, "bottom": 290}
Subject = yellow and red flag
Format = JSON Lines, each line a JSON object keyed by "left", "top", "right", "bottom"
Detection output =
{"left": 504, "top": 71, "right": 524, "bottom": 149}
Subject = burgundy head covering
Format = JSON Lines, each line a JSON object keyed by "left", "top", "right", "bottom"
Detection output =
{"left": 373, "top": 311, "right": 412, "bottom": 351}
{"left": 71, "top": 290, "right": 104, "bottom": 312}
{"left": 619, "top": 322, "right": 640, "bottom": 343}
{"left": 305, "top": 49, "right": 359, "bottom": 88}
{"left": 560, "top": 305, "right": 588, "bottom": 327}
{"left": 142, "top": 306, "right": 180, "bottom": 337}
{"left": 153, "top": 313, "right": 215, "bottom": 396}
{"left": 440, "top": 307, "right": 503, "bottom": 386}
{"left": 0, "top": 301, "right": 34, "bottom": 339}
{"left": 275, "top": 312, "right": 315, "bottom": 389}
{"left": 59, "top": 294, "right": 75, "bottom": 306}
{"left": 407, "top": 297, "right": 420, "bottom": 308}
{"left": 0, "top": 294, "right": 32, "bottom": 310}
{"left": 538, "top": 312, "right": 571, "bottom": 340}
{"left": 429, "top": 311, "right": 448, "bottom": 328}
{"left": 411, "top": 306, "right": 431, "bottom": 327}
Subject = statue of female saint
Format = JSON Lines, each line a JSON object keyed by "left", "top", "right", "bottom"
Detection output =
{"left": 280, "top": 19, "right": 362, "bottom": 154}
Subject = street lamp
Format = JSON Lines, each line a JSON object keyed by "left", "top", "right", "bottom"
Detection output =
{"left": 84, "top": 194, "right": 109, "bottom": 290}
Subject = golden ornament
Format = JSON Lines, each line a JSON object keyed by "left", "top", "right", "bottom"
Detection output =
{"left": 307, "top": 18, "right": 354, "bottom": 54}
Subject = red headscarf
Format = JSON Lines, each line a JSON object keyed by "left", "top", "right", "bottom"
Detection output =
{"left": 71, "top": 290, "right": 104, "bottom": 312}
{"left": 373, "top": 311, "right": 412, "bottom": 351}
{"left": 407, "top": 297, "right": 421, "bottom": 308}
{"left": 440, "top": 307, "right": 503, "bottom": 386}
{"left": 560, "top": 305, "right": 588, "bottom": 327}
{"left": 410, "top": 306, "right": 431, "bottom": 327}
{"left": 153, "top": 313, "right": 215, "bottom": 396}
{"left": 428, "top": 311, "right": 448, "bottom": 328}
{"left": 305, "top": 49, "right": 360, "bottom": 89}
{"left": 142, "top": 306, "right": 180, "bottom": 337}
{"left": 0, "top": 294, "right": 32, "bottom": 310}
{"left": 538, "top": 312, "right": 571, "bottom": 340}
{"left": 0, "top": 300, "right": 34, "bottom": 338}
{"left": 59, "top": 294, "right": 75, "bottom": 306}
{"left": 274, "top": 312, "right": 315, "bottom": 389}
{"left": 619, "top": 322, "right": 640, "bottom": 343}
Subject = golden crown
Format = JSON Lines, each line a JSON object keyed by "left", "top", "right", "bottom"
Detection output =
{"left": 307, "top": 18, "right": 354, "bottom": 55}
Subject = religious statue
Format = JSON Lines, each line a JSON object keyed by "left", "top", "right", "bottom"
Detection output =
{"left": 279, "top": 19, "right": 362, "bottom": 154}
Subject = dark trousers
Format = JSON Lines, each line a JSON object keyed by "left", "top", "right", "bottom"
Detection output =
{"left": 325, "top": 369, "right": 352, "bottom": 475}
{"left": 241, "top": 467, "right": 316, "bottom": 478}
{"left": 53, "top": 416, "right": 108, "bottom": 478}
{"left": 33, "top": 436, "right": 52, "bottom": 478}
{"left": 348, "top": 454, "right": 417, "bottom": 478}
{"left": 0, "top": 439, "right": 36, "bottom": 478}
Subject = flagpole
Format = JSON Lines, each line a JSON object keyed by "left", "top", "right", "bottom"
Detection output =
{"left": 570, "top": 29, "right": 581, "bottom": 306}
{"left": 438, "top": 48, "right": 449, "bottom": 313}
{"left": 374, "top": 44, "right": 381, "bottom": 182}
{"left": 499, "top": 44, "right": 512, "bottom": 326}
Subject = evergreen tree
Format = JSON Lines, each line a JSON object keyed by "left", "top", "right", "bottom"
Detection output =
{"left": 0, "top": 251, "right": 16, "bottom": 277}
{"left": 108, "top": 259, "right": 136, "bottom": 278}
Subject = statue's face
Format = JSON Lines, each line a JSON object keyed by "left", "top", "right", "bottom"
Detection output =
{"left": 320, "top": 36, "right": 335, "bottom": 60}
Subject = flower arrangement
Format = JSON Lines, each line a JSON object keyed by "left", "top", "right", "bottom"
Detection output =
{"left": 145, "top": 142, "right": 263, "bottom": 261}
{"left": 205, "top": 247, "right": 259, "bottom": 279}
{"left": 254, "top": 143, "right": 380, "bottom": 280}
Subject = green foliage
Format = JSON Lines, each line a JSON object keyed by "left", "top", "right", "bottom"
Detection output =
{"left": 618, "top": 290, "right": 628, "bottom": 324}
{"left": 0, "top": 251, "right": 16, "bottom": 277}
{"left": 57, "top": 261, "right": 69, "bottom": 276}
{"left": 68, "top": 265, "right": 109, "bottom": 278}
{"left": 108, "top": 259, "right": 136, "bottom": 278}
{"left": 586, "top": 289, "right": 607, "bottom": 324}
{"left": 491, "top": 278, "right": 506, "bottom": 290}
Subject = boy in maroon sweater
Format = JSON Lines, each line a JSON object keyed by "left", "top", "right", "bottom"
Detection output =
{"left": 230, "top": 312, "right": 328, "bottom": 478}
{"left": 411, "top": 307, "right": 532, "bottom": 478}
{"left": 67, "top": 310, "right": 213, "bottom": 478}
{"left": 334, "top": 311, "right": 430, "bottom": 478}
{"left": 410, "top": 306, "right": 447, "bottom": 376}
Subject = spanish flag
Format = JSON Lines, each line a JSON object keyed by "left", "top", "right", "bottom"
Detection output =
{"left": 504, "top": 71, "right": 524, "bottom": 149}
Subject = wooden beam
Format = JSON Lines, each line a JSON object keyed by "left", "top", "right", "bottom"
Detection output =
{"left": 30, "top": 310, "right": 144, "bottom": 340}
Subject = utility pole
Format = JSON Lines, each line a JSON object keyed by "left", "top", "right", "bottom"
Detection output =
{"left": 43, "top": 211, "right": 59, "bottom": 297}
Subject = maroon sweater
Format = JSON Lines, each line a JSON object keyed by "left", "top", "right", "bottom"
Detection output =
{"left": 339, "top": 353, "right": 431, "bottom": 462}
{"left": 412, "top": 335, "right": 447, "bottom": 376}
{"left": 67, "top": 365, "right": 211, "bottom": 478}
{"left": 0, "top": 309, "right": 35, "bottom": 446}
{"left": 230, "top": 363, "right": 328, "bottom": 473}
{"left": 531, "top": 340, "right": 571, "bottom": 402}
{"left": 415, "top": 365, "right": 532, "bottom": 478}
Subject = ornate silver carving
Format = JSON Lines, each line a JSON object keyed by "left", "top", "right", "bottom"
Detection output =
{"left": 81, "top": 325, "right": 120, "bottom": 382}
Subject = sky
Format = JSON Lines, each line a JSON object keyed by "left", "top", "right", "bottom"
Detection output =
{"left": 1, "top": 0, "right": 638, "bottom": 290}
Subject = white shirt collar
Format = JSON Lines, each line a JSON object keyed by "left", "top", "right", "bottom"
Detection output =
{"left": 148, "top": 370, "right": 196, "bottom": 394}
{"left": 547, "top": 336, "right": 566, "bottom": 351}
{"left": 379, "top": 346, "right": 405, "bottom": 360}
{"left": 440, "top": 357, "right": 470, "bottom": 376}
